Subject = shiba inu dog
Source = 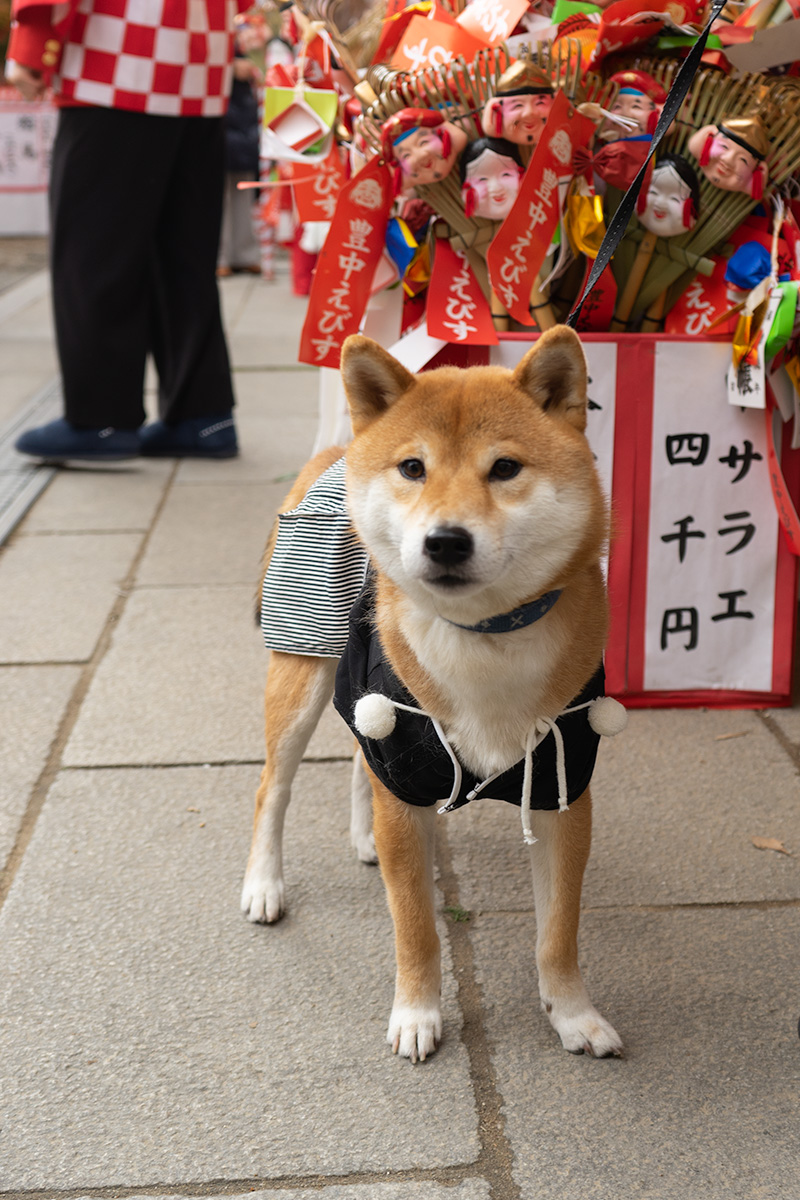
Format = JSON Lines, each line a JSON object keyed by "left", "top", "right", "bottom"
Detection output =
{"left": 242, "top": 325, "right": 624, "bottom": 1063}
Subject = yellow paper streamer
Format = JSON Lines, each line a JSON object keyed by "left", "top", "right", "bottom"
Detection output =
{"left": 565, "top": 192, "right": 606, "bottom": 260}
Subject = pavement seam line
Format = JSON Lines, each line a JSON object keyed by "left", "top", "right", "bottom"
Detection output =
{"left": 755, "top": 708, "right": 800, "bottom": 773}
{"left": 0, "top": 1166, "right": 487, "bottom": 1200}
{"left": 56, "top": 755, "right": 354, "bottom": 770}
{"left": 0, "top": 460, "right": 180, "bottom": 914}
{"left": 435, "top": 822, "right": 525, "bottom": 1200}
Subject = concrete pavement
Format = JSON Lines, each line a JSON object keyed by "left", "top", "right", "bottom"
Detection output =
{"left": 0, "top": 242, "right": 799, "bottom": 1200}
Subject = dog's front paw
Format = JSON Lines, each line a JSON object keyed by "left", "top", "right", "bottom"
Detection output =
{"left": 240, "top": 869, "right": 285, "bottom": 924}
{"left": 388, "top": 1004, "right": 442, "bottom": 1063}
{"left": 544, "top": 999, "right": 623, "bottom": 1058}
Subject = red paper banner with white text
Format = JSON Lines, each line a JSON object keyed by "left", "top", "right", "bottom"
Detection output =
{"left": 426, "top": 240, "right": 499, "bottom": 345}
{"left": 456, "top": 0, "right": 530, "bottom": 47}
{"left": 289, "top": 143, "right": 346, "bottom": 223}
{"left": 298, "top": 157, "right": 393, "bottom": 369}
{"left": 390, "top": 15, "right": 485, "bottom": 71}
{"left": 487, "top": 91, "right": 595, "bottom": 326}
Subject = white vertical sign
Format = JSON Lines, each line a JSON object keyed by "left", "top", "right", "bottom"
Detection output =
{"left": 644, "top": 341, "right": 777, "bottom": 692}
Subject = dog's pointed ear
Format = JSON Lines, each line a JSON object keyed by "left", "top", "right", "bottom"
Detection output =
{"left": 512, "top": 325, "right": 589, "bottom": 432}
{"left": 341, "top": 335, "right": 417, "bottom": 434}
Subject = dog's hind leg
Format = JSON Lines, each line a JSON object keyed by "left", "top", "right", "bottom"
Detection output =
{"left": 371, "top": 778, "right": 441, "bottom": 1063}
{"left": 350, "top": 750, "right": 377, "bottom": 864}
{"left": 242, "top": 651, "right": 337, "bottom": 924}
{"left": 528, "top": 787, "right": 623, "bottom": 1058}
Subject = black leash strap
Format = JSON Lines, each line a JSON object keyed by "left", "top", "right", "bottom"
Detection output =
{"left": 565, "top": 0, "right": 728, "bottom": 328}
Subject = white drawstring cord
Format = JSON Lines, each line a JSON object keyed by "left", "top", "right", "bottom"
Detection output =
{"left": 520, "top": 724, "right": 538, "bottom": 845}
{"left": 430, "top": 716, "right": 462, "bottom": 811}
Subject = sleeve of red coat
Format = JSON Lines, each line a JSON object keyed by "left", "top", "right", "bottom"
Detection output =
{"left": 8, "top": 0, "right": 78, "bottom": 77}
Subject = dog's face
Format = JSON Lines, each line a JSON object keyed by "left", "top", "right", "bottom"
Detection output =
{"left": 341, "top": 327, "right": 608, "bottom": 623}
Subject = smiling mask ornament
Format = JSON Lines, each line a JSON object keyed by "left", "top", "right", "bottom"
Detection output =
{"left": 382, "top": 108, "right": 469, "bottom": 195}
{"left": 596, "top": 69, "right": 665, "bottom": 143}
{"left": 687, "top": 114, "right": 769, "bottom": 201}
{"left": 481, "top": 61, "right": 555, "bottom": 151}
{"left": 636, "top": 153, "right": 700, "bottom": 239}
{"left": 611, "top": 153, "right": 700, "bottom": 331}
{"left": 459, "top": 137, "right": 525, "bottom": 222}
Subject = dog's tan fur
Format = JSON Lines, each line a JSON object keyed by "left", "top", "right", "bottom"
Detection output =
{"left": 243, "top": 326, "right": 622, "bottom": 1061}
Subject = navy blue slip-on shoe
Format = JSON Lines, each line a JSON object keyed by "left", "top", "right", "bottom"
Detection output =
{"left": 15, "top": 418, "right": 141, "bottom": 462}
{"left": 139, "top": 413, "right": 239, "bottom": 459}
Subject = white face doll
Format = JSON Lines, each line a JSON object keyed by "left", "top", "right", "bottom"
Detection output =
{"left": 460, "top": 138, "right": 524, "bottom": 222}
{"left": 637, "top": 155, "right": 699, "bottom": 238}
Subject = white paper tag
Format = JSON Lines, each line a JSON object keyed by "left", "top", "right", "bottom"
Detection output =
{"left": 726, "top": 287, "right": 782, "bottom": 409}
{"left": 727, "top": 356, "right": 766, "bottom": 409}
{"left": 387, "top": 324, "right": 447, "bottom": 373}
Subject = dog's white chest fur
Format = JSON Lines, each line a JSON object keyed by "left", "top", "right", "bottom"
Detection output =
{"left": 399, "top": 604, "right": 562, "bottom": 777}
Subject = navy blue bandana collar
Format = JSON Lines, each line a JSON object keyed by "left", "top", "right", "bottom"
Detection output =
{"left": 443, "top": 589, "right": 562, "bottom": 634}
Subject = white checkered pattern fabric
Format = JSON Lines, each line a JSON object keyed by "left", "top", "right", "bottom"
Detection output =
{"left": 58, "top": 0, "right": 239, "bottom": 116}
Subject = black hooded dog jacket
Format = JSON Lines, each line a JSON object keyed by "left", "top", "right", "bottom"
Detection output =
{"left": 333, "top": 583, "right": 605, "bottom": 812}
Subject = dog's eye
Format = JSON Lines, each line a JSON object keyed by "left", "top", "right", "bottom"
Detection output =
{"left": 398, "top": 459, "right": 425, "bottom": 481}
{"left": 489, "top": 458, "right": 522, "bottom": 481}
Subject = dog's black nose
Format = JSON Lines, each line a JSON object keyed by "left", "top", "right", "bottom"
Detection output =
{"left": 424, "top": 526, "right": 474, "bottom": 566}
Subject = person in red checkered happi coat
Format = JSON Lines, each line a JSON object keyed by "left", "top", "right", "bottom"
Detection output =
{"left": 6, "top": 0, "right": 251, "bottom": 461}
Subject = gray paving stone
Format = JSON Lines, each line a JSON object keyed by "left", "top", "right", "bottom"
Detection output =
{"left": 137, "top": 481, "right": 287, "bottom": 586}
{"left": 449, "top": 707, "right": 800, "bottom": 913}
{"left": 0, "top": 531, "right": 142, "bottom": 663}
{"left": 174, "top": 372, "right": 320, "bottom": 484}
{"left": 0, "top": 663, "right": 80, "bottom": 870}
{"left": 222, "top": 278, "right": 313, "bottom": 369}
{"left": 20, "top": 459, "right": 172, "bottom": 533}
{"left": 233, "top": 365, "right": 318, "bottom": 414}
{"left": 2, "top": 363, "right": 58, "bottom": 427}
{"left": 0, "top": 289, "right": 57, "bottom": 423}
{"left": 64, "top": 584, "right": 352, "bottom": 769}
{"left": 0, "top": 762, "right": 477, "bottom": 1189}
{"left": 63, "top": 585, "right": 266, "bottom": 765}
{"left": 126, "top": 1185, "right": 491, "bottom": 1200}
{"left": 468, "top": 907, "right": 800, "bottom": 1200}
{"left": 0, "top": 249, "right": 49, "bottom": 304}
{"left": 0, "top": 286, "right": 54, "bottom": 340}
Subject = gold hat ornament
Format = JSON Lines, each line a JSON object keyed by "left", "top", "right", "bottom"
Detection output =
{"left": 495, "top": 59, "right": 554, "bottom": 96}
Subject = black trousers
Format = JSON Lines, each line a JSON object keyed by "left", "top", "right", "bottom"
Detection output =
{"left": 49, "top": 106, "right": 236, "bottom": 430}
